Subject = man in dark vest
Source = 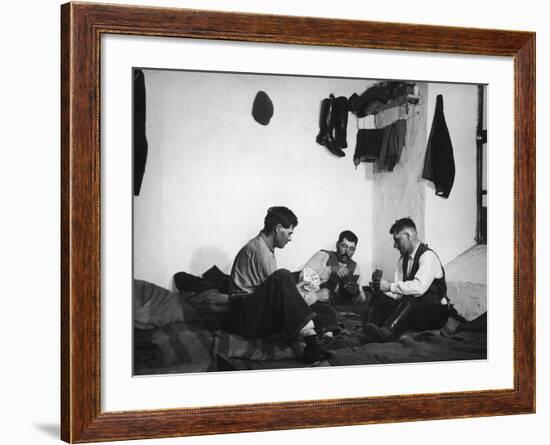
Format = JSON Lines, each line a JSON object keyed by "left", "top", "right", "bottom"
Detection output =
{"left": 301, "top": 230, "right": 366, "bottom": 305}
{"left": 363, "top": 217, "right": 449, "bottom": 342}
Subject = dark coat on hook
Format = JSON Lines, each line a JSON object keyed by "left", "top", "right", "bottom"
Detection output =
{"left": 422, "top": 94, "right": 455, "bottom": 198}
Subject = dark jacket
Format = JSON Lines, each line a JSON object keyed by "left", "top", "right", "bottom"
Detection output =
{"left": 422, "top": 94, "right": 455, "bottom": 198}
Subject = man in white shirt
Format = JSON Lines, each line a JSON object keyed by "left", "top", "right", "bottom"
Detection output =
{"left": 363, "top": 217, "right": 450, "bottom": 343}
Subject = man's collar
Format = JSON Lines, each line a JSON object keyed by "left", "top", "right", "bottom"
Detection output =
{"left": 259, "top": 232, "right": 275, "bottom": 252}
{"left": 408, "top": 241, "right": 421, "bottom": 260}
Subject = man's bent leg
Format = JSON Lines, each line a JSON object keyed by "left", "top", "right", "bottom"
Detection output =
{"left": 362, "top": 295, "right": 417, "bottom": 343}
{"left": 362, "top": 287, "right": 400, "bottom": 325}
{"left": 240, "top": 269, "right": 315, "bottom": 340}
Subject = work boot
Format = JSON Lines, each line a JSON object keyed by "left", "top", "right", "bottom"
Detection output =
{"left": 362, "top": 300, "right": 415, "bottom": 343}
{"left": 316, "top": 95, "right": 345, "bottom": 157}
{"left": 333, "top": 96, "right": 349, "bottom": 149}
{"left": 303, "top": 334, "right": 334, "bottom": 364}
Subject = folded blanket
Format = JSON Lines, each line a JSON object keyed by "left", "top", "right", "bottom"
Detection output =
{"left": 134, "top": 279, "right": 198, "bottom": 329}
{"left": 134, "top": 323, "right": 214, "bottom": 375}
{"left": 212, "top": 331, "right": 304, "bottom": 362}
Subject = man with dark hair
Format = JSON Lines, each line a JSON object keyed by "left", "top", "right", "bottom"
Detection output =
{"left": 301, "top": 230, "right": 366, "bottom": 305}
{"left": 363, "top": 217, "right": 449, "bottom": 342}
{"left": 228, "top": 206, "right": 332, "bottom": 364}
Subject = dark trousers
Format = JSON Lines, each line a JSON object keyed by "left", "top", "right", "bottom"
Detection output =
{"left": 366, "top": 288, "right": 449, "bottom": 331}
{"left": 227, "top": 269, "right": 314, "bottom": 340}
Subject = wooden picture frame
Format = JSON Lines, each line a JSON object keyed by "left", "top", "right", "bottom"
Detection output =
{"left": 61, "top": 2, "right": 535, "bottom": 442}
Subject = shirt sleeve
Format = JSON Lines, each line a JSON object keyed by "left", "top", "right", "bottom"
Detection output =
{"left": 389, "top": 250, "right": 443, "bottom": 297}
{"left": 302, "top": 251, "right": 332, "bottom": 282}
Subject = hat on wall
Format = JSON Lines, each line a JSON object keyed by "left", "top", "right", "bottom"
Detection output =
{"left": 252, "top": 90, "right": 274, "bottom": 125}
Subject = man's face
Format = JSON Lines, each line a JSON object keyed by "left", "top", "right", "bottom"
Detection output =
{"left": 274, "top": 225, "right": 294, "bottom": 249}
{"left": 393, "top": 230, "right": 411, "bottom": 256}
{"left": 336, "top": 238, "right": 357, "bottom": 263}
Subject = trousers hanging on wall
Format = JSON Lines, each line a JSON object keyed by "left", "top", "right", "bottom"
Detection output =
{"left": 133, "top": 69, "right": 148, "bottom": 196}
{"left": 422, "top": 94, "right": 455, "bottom": 198}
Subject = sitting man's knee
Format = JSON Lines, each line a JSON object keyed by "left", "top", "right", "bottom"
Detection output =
{"left": 273, "top": 268, "right": 291, "bottom": 276}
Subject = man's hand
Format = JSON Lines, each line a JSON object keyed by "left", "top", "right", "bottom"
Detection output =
{"left": 296, "top": 280, "right": 317, "bottom": 305}
{"left": 372, "top": 276, "right": 391, "bottom": 292}
{"left": 343, "top": 281, "right": 360, "bottom": 297}
{"left": 332, "top": 264, "right": 350, "bottom": 278}
{"left": 315, "top": 288, "right": 331, "bottom": 303}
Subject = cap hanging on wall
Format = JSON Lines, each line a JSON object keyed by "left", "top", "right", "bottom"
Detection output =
{"left": 252, "top": 90, "right": 274, "bottom": 125}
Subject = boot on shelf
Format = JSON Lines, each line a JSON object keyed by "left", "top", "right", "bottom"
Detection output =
{"left": 333, "top": 96, "right": 349, "bottom": 150}
{"left": 316, "top": 95, "right": 345, "bottom": 157}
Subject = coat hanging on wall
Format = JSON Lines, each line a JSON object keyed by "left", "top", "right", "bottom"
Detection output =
{"left": 422, "top": 94, "right": 455, "bottom": 198}
{"left": 133, "top": 69, "right": 148, "bottom": 196}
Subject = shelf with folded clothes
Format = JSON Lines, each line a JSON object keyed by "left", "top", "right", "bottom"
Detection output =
{"left": 353, "top": 93, "right": 421, "bottom": 119}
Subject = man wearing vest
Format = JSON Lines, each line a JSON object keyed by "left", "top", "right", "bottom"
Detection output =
{"left": 363, "top": 217, "right": 450, "bottom": 343}
{"left": 302, "top": 230, "right": 366, "bottom": 305}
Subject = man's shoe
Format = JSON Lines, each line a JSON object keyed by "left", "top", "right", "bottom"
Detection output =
{"left": 361, "top": 322, "right": 395, "bottom": 343}
{"left": 303, "top": 334, "right": 333, "bottom": 364}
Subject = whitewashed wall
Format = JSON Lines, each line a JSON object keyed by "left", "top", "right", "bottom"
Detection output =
{"left": 424, "top": 83, "right": 479, "bottom": 266}
{"left": 134, "top": 70, "right": 376, "bottom": 289}
{"left": 372, "top": 83, "right": 429, "bottom": 277}
{"left": 134, "top": 71, "right": 479, "bottom": 289}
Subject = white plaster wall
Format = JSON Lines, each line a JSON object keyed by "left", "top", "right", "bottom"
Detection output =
{"left": 134, "top": 70, "right": 376, "bottom": 289}
{"left": 372, "top": 83, "right": 429, "bottom": 278}
{"left": 424, "top": 83, "right": 479, "bottom": 266}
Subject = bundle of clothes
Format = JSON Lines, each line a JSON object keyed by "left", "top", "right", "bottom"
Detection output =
{"left": 316, "top": 81, "right": 417, "bottom": 170}
{"left": 315, "top": 82, "right": 456, "bottom": 198}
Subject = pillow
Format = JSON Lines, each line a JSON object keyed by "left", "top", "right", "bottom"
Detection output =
{"left": 446, "top": 280, "right": 487, "bottom": 321}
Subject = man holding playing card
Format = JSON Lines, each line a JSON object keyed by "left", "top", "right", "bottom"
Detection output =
{"left": 301, "top": 230, "right": 366, "bottom": 305}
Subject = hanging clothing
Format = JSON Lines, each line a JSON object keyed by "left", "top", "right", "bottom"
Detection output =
{"left": 133, "top": 69, "right": 148, "bottom": 196}
{"left": 348, "top": 81, "right": 415, "bottom": 118}
{"left": 353, "top": 128, "right": 383, "bottom": 165}
{"left": 422, "top": 94, "right": 455, "bottom": 198}
{"left": 376, "top": 119, "right": 407, "bottom": 172}
{"left": 354, "top": 119, "right": 407, "bottom": 170}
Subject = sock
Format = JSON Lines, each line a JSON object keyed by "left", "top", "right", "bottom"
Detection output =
{"left": 299, "top": 320, "right": 316, "bottom": 337}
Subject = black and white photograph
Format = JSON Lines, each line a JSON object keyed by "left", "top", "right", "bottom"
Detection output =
{"left": 132, "top": 69, "right": 488, "bottom": 375}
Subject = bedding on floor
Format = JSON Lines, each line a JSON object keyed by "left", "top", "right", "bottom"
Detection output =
{"left": 133, "top": 278, "right": 487, "bottom": 375}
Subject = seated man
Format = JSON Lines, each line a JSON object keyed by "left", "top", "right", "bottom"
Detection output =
{"left": 228, "top": 206, "right": 332, "bottom": 364}
{"left": 363, "top": 217, "right": 450, "bottom": 342}
{"left": 302, "top": 230, "right": 366, "bottom": 305}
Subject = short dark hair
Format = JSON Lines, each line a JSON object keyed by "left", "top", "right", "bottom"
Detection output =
{"left": 389, "top": 217, "right": 417, "bottom": 235}
{"left": 338, "top": 230, "right": 358, "bottom": 244}
{"left": 263, "top": 206, "right": 298, "bottom": 233}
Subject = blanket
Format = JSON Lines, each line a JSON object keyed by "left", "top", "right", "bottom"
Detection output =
{"left": 134, "top": 280, "right": 487, "bottom": 374}
{"left": 329, "top": 313, "right": 487, "bottom": 366}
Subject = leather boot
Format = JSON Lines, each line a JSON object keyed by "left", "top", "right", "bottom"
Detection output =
{"left": 316, "top": 96, "right": 345, "bottom": 157}
{"left": 303, "top": 334, "right": 334, "bottom": 364}
{"left": 333, "top": 96, "right": 349, "bottom": 149}
{"left": 362, "top": 300, "right": 415, "bottom": 343}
